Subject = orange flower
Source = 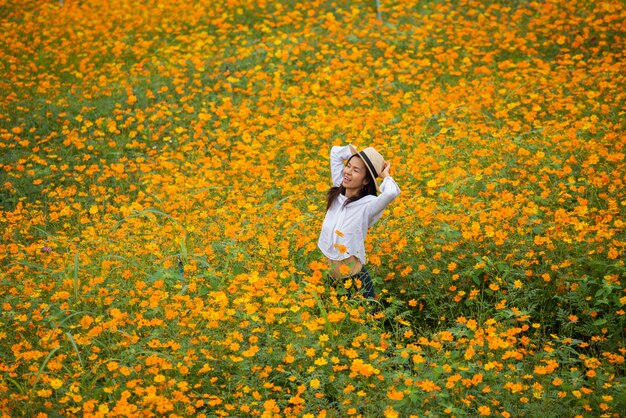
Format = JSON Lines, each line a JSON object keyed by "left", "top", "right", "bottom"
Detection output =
{"left": 350, "top": 359, "right": 379, "bottom": 378}
{"left": 387, "top": 388, "right": 404, "bottom": 402}
{"left": 477, "top": 405, "right": 491, "bottom": 416}
{"left": 333, "top": 243, "right": 348, "bottom": 254}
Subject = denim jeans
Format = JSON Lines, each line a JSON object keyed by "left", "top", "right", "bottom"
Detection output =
{"left": 331, "top": 266, "right": 375, "bottom": 299}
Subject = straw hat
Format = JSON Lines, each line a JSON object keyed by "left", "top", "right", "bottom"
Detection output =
{"left": 348, "top": 145, "right": 385, "bottom": 189}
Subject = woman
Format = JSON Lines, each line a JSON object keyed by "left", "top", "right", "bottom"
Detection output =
{"left": 317, "top": 144, "right": 401, "bottom": 299}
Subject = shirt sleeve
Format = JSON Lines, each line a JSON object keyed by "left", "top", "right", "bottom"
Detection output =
{"left": 367, "top": 176, "right": 401, "bottom": 223}
{"left": 330, "top": 145, "right": 354, "bottom": 187}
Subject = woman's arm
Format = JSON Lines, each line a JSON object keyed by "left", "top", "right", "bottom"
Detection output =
{"left": 367, "top": 162, "right": 401, "bottom": 222}
{"left": 330, "top": 145, "right": 353, "bottom": 187}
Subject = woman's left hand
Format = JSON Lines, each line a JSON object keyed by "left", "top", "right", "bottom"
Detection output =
{"left": 380, "top": 161, "right": 391, "bottom": 178}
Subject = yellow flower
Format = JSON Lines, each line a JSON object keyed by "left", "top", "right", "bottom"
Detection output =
{"left": 37, "top": 389, "right": 53, "bottom": 398}
{"left": 384, "top": 406, "right": 399, "bottom": 418}
{"left": 534, "top": 359, "right": 559, "bottom": 375}
{"left": 412, "top": 354, "right": 425, "bottom": 364}
{"left": 350, "top": 359, "right": 379, "bottom": 377}
{"left": 242, "top": 345, "right": 259, "bottom": 357}
{"left": 314, "top": 357, "right": 328, "bottom": 366}
{"left": 50, "top": 378, "right": 63, "bottom": 390}
{"left": 310, "top": 379, "right": 320, "bottom": 389}
{"left": 478, "top": 405, "right": 491, "bottom": 416}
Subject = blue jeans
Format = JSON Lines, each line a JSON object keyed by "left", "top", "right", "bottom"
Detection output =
{"left": 331, "top": 267, "right": 375, "bottom": 299}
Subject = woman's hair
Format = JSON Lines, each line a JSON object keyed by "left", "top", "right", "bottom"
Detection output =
{"left": 326, "top": 155, "right": 378, "bottom": 211}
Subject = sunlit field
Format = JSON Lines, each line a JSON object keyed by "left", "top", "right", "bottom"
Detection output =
{"left": 1, "top": 0, "right": 625, "bottom": 416}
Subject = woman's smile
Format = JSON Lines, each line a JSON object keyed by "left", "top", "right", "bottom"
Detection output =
{"left": 342, "top": 157, "right": 368, "bottom": 190}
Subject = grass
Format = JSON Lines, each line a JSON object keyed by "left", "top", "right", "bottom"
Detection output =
{"left": 1, "top": 0, "right": 625, "bottom": 416}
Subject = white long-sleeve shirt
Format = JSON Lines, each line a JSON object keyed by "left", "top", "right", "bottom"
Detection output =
{"left": 317, "top": 145, "right": 401, "bottom": 265}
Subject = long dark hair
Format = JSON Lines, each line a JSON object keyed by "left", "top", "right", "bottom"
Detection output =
{"left": 326, "top": 155, "right": 378, "bottom": 211}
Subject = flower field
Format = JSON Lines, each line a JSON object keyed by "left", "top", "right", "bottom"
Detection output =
{"left": 1, "top": 0, "right": 625, "bottom": 416}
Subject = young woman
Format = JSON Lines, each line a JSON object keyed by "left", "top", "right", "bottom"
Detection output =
{"left": 317, "top": 144, "right": 401, "bottom": 299}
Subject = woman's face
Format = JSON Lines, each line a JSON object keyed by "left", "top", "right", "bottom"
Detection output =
{"left": 342, "top": 156, "right": 370, "bottom": 190}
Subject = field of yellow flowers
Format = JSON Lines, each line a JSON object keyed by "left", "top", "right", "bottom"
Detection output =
{"left": 1, "top": 0, "right": 625, "bottom": 416}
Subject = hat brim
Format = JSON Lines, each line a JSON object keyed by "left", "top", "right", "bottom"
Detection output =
{"left": 349, "top": 145, "right": 379, "bottom": 191}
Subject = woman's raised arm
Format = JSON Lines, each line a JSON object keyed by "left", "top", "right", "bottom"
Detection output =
{"left": 329, "top": 145, "right": 353, "bottom": 187}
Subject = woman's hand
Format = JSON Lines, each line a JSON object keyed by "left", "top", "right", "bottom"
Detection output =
{"left": 380, "top": 161, "right": 391, "bottom": 178}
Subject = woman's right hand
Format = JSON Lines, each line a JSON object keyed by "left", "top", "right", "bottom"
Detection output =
{"left": 380, "top": 161, "right": 391, "bottom": 178}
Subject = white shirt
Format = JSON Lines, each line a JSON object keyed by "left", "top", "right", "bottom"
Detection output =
{"left": 317, "top": 145, "right": 401, "bottom": 265}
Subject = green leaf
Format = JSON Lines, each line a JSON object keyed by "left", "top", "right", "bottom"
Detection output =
{"left": 592, "top": 318, "right": 607, "bottom": 326}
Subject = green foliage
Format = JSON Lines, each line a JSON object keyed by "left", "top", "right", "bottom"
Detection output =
{"left": 1, "top": 0, "right": 625, "bottom": 416}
